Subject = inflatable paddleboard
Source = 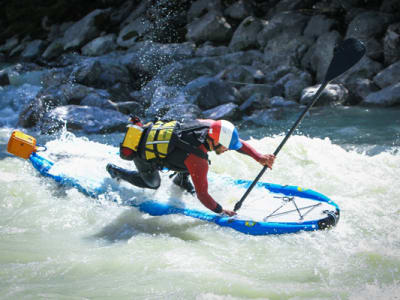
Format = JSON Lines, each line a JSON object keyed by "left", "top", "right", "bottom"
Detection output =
{"left": 7, "top": 131, "right": 340, "bottom": 235}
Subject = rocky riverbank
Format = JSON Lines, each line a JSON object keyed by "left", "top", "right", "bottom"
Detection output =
{"left": 0, "top": 0, "right": 399, "bottom": 134}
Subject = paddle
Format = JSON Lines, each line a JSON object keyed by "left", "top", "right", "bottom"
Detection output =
{"left": 233, "top": 38, "right": 366, "bottom": 212}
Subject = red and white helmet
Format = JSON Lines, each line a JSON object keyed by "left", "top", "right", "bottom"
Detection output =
{"left": 208, "top": 120, "right": 242, "bottom": 150}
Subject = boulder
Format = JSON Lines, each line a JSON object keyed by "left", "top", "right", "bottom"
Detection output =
{"left": 40, "top": 105, "right": 127, "bottom": 134}
{"left": 229, "top": 16, "right": 264, "bottom": 51}
{"left": 362, "top": 83, "right": 400, "bottom": 107}
{"left": 383, "top": 22, "right": 400, "bottom": 65}
{"left": 63, "top": 9, "right": 111, "bottom": 51}
{"left": 186, "top": 11, "right": 233, "bottom": 43}
{"left": 300, "top": 84, "right": 349, "bottom": 106}
{"left": 81, "top": 34, "right": 117, "bottom": 56}
{"left": 184, "top": 76, "right": 241, "bottom": 109}
{"left": 373, "top": 61, "right": 400, "bottom": 89}
{"left": 202, "top": 102, "right": 238, "bottom": 120}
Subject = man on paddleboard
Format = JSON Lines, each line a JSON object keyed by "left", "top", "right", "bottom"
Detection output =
{"left": 106, "top": 118, "right": 275, "bottom": 216}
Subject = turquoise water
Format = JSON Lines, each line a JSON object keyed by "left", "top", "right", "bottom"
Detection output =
{"left": 0, "top": 67, "right": 400, "bottom": 299}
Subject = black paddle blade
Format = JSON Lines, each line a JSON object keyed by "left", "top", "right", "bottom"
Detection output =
{"left": 325, "top": 38, "right": 366, "bottom": 82}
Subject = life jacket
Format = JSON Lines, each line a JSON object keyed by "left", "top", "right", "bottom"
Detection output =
{"left": 120, "top": 120, "right": 209, "bottom": 170}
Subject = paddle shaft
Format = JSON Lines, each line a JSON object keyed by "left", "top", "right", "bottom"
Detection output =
{"left": 234, "top": 81, "right": 328, "bottom": 212}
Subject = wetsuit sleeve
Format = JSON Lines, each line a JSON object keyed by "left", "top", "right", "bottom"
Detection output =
{"left": 237, "top": 139, "right": 263, "bottom": 162}
{"left": 184, "top": 153, "right": 222, "bottom": 213}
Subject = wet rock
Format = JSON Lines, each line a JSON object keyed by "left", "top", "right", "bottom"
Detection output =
{"left": 224, "top": 1, "right": 254, "bottom": 20}
{"left": 363, "top": 83, "right": 400, "bottom": 107}
{"left": 383, "top": 22, "right": 400, "bottom": 66}
{"left": 40, "top": 105, "right": 127, "bottom": 134}
{"left": 63, "top": 9, "right": 111, "bottom": 51}
{"left": 202, "top": 102, "right": 238, "bottom": 120}
{"left": 0, "top": 36, "right": 19, "bottom": 53}
{"left": 117, "top": 17, "right": 153, "bottom": 48}
{"left": 184, "top": 76, "right": 240, "bottom": 109}
{"left": 239, "top": 93, "right": 269, "bottom": 114}
{"left": 0, "top": 71, "right": 10, "bottom": 86}
{"left": 20, "top": 40, "right": 46, "bottom": 60}
{"left": 229, "top": 16, "right": 264, "bottom": 51}
{"left": 303, "top": 15, "right": 338, "bottom": 39}
{"left": 269, "top": 96, "right": 298, "bottom": 108}
{"left": 243, "top": 108, "right": 284, "bottom": 126}
{"left": 186, "top": 11, "right": 233, "bottom": 43}
{"left": 80, "top": 92, "right": 117, "bottom": 110}
{"left": 82, "top": 34, "right": 117, "bottom": 56}
{"left": 187, "top": 0, "right": 222, "bottom": 23}
{"left": 373, "top": 61, "right": 400, "bottom": 89}
{"left": 300, "top": 84, "right": 349, "bottom": 106}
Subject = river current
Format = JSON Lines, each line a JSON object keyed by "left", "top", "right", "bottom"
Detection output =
{"left": 0, "top": 68, "right": 399, "bottom": 299}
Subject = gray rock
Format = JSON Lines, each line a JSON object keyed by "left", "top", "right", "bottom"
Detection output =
{"left": 269, "top": 96, "right": 298, "bottom": 107}
{"left": 239, "top": 84, "right": 273, "bottom": 101}
{"left": 63, "top": 9, "right": 111, "bottom": 51}
{"left": 82, "top": 34, "right": 117, "bottom": 56}
{"left": 41, "top": 38, "right": 65, "bottom": 60}
{"left": 229, "top": 16, "right": 264, "bottom": 51}
{"left": 20, "top": 40, "right": 46, "bottom": 60}
{"left": 0, "top": 71, "right": 10, "bottom": 86}
{"left": 224, "top": 1, "right": 254, "bottom": 20}
{"left": 184, "top": 76, "right": 240, "bottom": 109}
{"left": 383, "top": 22, "right": 400, "bottom": 66}
{"left": 373, "top": 61, "right": 400, "bottom": 89}
{"left": 243, "top": 108, "right": 284, "bottom": 126}
{"left": 117, "top": 17, "right": 153, "bottom": 48}
{"left": 239, "top": 93, "right": 269, "bottom": 113}
{"left": 40, "top": 105, "right": 127, "bottom": 134}
{"left": 0, "top": 36, "right": 19, "bottom": 53}
{"left": 300, "top": 84, "right": 349, "bottom": 106}
{"left": 186, "top": 11, "right": 233, "bottom": 43}
{"left": 302, "top": 31, "right": 342, "bottom": 83}
{"left": 187, "top": 0, "right": 222, "bottom": 23}
{"left": 304, "top": 15, "right": 338, "bottom": 38}
{"left": 202, "top": 102, "right": 238, "bottom": 120}
{"left": 345, "top": 11, "right": 394, "bottom": 40}
{"left": 363, "top": 83, "right": 400, "bottom": 107}
{"left": 80, "top": 92, "right": 117, "bottom": 110}
{"left": 195, "top": 44, "right": 229, "bottom": 57}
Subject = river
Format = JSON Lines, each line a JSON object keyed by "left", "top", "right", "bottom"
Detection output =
{"left": 0, "top": 69, "right": 399, "bottom": 299}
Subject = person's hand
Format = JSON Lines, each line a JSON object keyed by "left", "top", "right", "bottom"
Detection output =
{"left": 221, "top": 209, "right": 237, "bottom": 217}
{"left": 258, "top": 154, "right": 275, "bottom": 169}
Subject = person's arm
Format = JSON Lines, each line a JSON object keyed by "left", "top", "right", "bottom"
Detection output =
{"left": 237, "top": 139, "right": 275, "bottom": 169}
{"left": 184, "top": 150, "right": 236, "bottom": 216}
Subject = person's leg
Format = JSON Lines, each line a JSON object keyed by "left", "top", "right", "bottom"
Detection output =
{"left": 106, "top": 158, "right": 160, "bottom": 190}
{"left": 172, "top": 172, "right": 195, "bottom": 194}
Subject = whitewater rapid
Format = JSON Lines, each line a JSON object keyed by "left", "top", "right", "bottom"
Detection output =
{"left": 1, "top": 127, "right": 399, "bottom": 299}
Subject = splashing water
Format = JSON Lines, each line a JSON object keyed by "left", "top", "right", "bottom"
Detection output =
{"left": 1, "top": 126, "right": 399, "bottom": 299}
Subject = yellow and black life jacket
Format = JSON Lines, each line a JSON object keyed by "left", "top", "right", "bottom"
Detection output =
{"left": 120, "top": 120, "right": 208, "bottom": 163}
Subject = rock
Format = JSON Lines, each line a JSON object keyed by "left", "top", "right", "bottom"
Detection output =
{"left": 243, "top": 108, "right": 284, "bottom": 126}
{"left": 239, "top": 93, "right": 269, "bottom": 113}
{"left": 117, "top": 17, "right": 153, "bottom": 48}
{"left": 346, "top": 11, "right": 394, "bottom": 41}
{"left": 229, "top": 16, "right": 264, "bottom": 51}
{"left": 276, "top": 72, "right": 312, "bottom": 101}
{"left": 114, "top": 101, "right": 145, "bottom": 116}
{"left": 259, "top": 12, "right": 313, "bottom": 68}
{"left": 80, "top": 92, "right": 117, "bottom": 110}
{"left": 187, "top": 0, "right": 222, "bottom": 23}
{"left": 303, "top": 15, "right": 338, "bottom": 39}
{"left": 40, "top": 105, "right": 128, "bottom": 134}
{"left": 373, "top": 61, "right": 400, "bottom": 89}
{"left": 345, "top": 78, "right": 379, "bottom": 104}
{"left": 383, "top": 22, "right": 400, "bottom": 66}
{"left": 195, "top": 44, "right": 229, "bottom": 57}
{"left": 0, "top": 36, "right": 19, "bottom": 53}
{"left": 301, "top": 30, "right": 342, "bottom": 82}
{"left": 184, "top": 76, "right": 240, "bottom": 109}
{"left": 218, "top": 64, "right": 262, "bottom": 86}
{"left": 0, "top": 71, "right": 10, "bottom": 86}
{"left": 63, "top": 9, "right": 111, "bottom": 51}
{"left": 20, "top": 40, "right": 46, "bottom": 60}
{"left": 363, "top": 83, "right": 400, "bottom": 107}
{"left": 338, "top": 56, "right": 383, "bottom": 85}
{"left": 186, "top": 11, "right": 233, "bottom": 43}
{"left": 269, "top": 96, "right": 298, "bottom": 107}
{"left": 202, "top": 102, "right": 238, "bottom": 120}
{"left": 81, "top": 34, "right": 117, "bottom": 56}
{"left": 224, "top": 1, "right": 254, "bottom": 20}
{"left": 300, "top": 84, "right": 349, "bottom": 106}
{"left": 41, "top": 38, "right": 65, "bottom": 60}
{"left": 239, "top": 84, "right": 273, "bottom": 101}
{"left": 163, "top": 103, "right": 202, "bottom": 122}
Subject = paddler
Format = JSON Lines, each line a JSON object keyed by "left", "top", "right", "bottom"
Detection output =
{"left": 106, "top": 118, "right": 275, "bottom": 216}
